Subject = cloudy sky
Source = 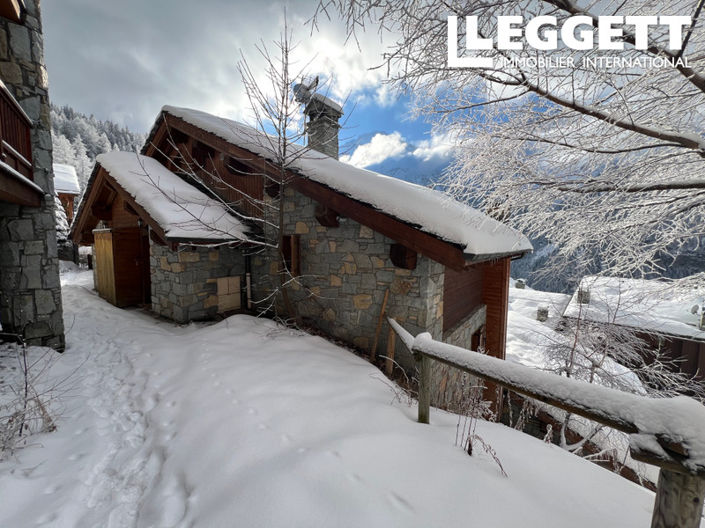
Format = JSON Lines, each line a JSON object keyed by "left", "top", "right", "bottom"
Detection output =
{"left": 41, "top": 0, "right": 454, "bottom": 169}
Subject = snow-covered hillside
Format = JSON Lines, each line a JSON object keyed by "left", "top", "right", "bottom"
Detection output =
{"left": 0, "top": 270, "right": 669, "bottom": 527}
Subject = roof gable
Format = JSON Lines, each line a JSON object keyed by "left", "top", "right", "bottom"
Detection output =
{"left": 143, "top": 106, "right": 532, "bottom": 265}
{"left": 71, "top": 152, "right": 252, "bottom": 245}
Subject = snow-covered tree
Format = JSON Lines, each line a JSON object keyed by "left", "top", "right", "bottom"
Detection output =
{"left": 317, "top": 0, "right": 705, "bottom": 285}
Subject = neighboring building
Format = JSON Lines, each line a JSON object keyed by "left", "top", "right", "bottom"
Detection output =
{"left": 71, "top": 99, "right": 531, "bottom": 403}
{"left": 53, "top": 163, "right": 80, "bottom": 223}
{"left": 0, "top": 0, "right": 65, "bottom": 349}
{"left": 563, "top": 276, "right": 705, "bottom": 382}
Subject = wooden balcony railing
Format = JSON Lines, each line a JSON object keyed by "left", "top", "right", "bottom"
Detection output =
{"left": 389, "top": 318, "right": 705, "bottom": 528}
{"left": 0, "top": 81, "right": 33, "bottom": 180}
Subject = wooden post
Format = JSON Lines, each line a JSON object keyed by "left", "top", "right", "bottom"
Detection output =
{"left": 416, "top": 352, "right": 431, "bottom": 424}
{"left": 385, "top": 327, "right": 396, "bottom": 376}
{"left": 370, "top": 288, "right": 390, "bottom": 361}
{"left": 650, "top": 469, "right": 705, "bottom": 528}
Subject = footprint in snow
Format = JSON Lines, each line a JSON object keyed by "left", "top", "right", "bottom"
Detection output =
{"left": 346, "top": 473, "right": 363, "bottom": 484}
{"left": 247, "top": 407, "right": 257, "bottom": 415}
{"left": 43, "top": 484, "right": 61, "bottom": 495}
{"left": 387, "top": 492, "right": 414, "bottom": 514}
{"left": 35, "top": 512, "right": 57, "bottom": 525}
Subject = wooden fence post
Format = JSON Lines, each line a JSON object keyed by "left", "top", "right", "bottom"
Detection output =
{"left": 385, "top": 327, "right": 396, "bottom": 377}
{"left": 415, "top": 352, "right": 431, "bottom": 424}
{"left": 650, "top": 469, "right": 705, "bottom": 528}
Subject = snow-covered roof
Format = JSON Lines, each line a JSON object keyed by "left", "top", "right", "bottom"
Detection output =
{"left": 563, "top": 276, "right": 705, "bottom": 341}
{"left": 53, "top": 163, "right": 80, "bottom": 194}
{"left": 96, "top": 152, "right": 251, "bottom": 242}
{"left": 160, "top": 106, "right": 532, "bottom": 258}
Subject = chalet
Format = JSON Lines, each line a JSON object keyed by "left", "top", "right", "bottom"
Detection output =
{"left": 71, "top": 95, "right": 532, "bottom": 406}
{"left": 0, "top": 0, "right": 64, "bottom": 349}
{"left": 563, "top": 276, "right": 705, "bottom": 382}
{"left": 53, "top": 163, "right": 80, "bottom": 223}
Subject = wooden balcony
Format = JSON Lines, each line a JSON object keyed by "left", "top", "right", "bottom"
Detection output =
{"left": 0, "top": 80, "right": 40, "bottom": 206}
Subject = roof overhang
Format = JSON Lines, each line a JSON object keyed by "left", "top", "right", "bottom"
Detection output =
{"left": 143, "top": 111, "right": 529, "bottom": 270}
{"left": 0, "top": 161, "right": 41, "bottom": 207}
{"left": 71, "top": 161, "right": 253, "bottom": 249}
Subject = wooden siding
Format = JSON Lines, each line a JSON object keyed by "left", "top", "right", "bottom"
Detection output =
{"left": 0, "top": 83, "right": 32, "bottom": 180}
{"left": 667, "top": 338, "right": 705, "bottom": 382}
{"left": 481, "top": 257, "right": 511, "bottom": 360}
{"left": 111, "top": 227, "right": 150, "bottom": 307}
{"left": 443, "top": 265, "right": 484, "bottom": 332}
{"left": 111, "top": 194, "right": 140, "bottom": 229}
{"left": 58, "top": 193, "right": 75, "bottom": 223}
{"left": 93, "top": 227, "right": 150, "bottom": 309}
{"left": 94, "top": 230, "right": 116, "bottom": 306}
{"left": 146, "top": 115, "right": 265, "bottom": 219}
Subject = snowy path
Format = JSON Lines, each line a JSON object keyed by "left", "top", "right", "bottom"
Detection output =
{"left": 0, "top": 270, "right": 677, "bottom": 527}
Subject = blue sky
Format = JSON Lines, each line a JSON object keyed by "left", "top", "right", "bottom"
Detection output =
{"left": 41, "top": 0, "right": 449, "bottom": 170}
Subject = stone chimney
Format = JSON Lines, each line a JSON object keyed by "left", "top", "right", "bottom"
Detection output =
{"left": 303, "top": 93, "right": 343, "bottom": 159}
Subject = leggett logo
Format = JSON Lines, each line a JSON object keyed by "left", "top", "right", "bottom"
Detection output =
{"left": 448, "top": 15, "right": 693, "bottom": 69}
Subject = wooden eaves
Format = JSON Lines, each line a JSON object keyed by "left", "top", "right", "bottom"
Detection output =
{"left": 143, "top": 111, "right": 529, "bottom": 271}
{"left": 70, "top": 162, "right": 252, "bottom": 251}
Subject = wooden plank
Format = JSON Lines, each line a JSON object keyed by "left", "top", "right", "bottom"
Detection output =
{"left": 0, "top": 170, "right": 41, "bottom": 206}
{"left": 292, "top": 177, "right": 468, "bottom": 270}
{"left": 416, "top": 352, "right": 431, "bottom": 424}
{"left": 94, "top": 230, "right": 116, "bottom": 306}
{"left": 444, "top": 264, "right": 484, "bottom": 332}
{"left": 385, "top": 326, "right": 396, "bottom": 377}
{"left": 370, "top": 288, "right": 390, "bottom": 361}
{"left": 650, "top": 469, "right": 705, "bottom": 528}
{"left": 72, "top": 167, "right": 168, "bottom": 246}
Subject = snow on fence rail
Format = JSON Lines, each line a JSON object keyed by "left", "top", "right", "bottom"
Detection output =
{"left": 389, "top": 318, "right": 705, "bottom": 528}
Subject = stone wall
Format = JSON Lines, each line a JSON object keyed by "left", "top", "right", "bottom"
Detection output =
{"left": 250, "top": 187, "right": 444, "bottom": 369}
{"left": 431, "top": 305, "right": 488, "bottom": 411}
{"left": 0, "top": 1, "right": 64, "bottom": 349}
{"left": 150, "top": 241, "right": 246, "bottom": 323}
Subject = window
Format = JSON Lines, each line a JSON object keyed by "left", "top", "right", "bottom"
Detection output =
{"left": 281, "top": 235, "right": 301, "bottom": 277}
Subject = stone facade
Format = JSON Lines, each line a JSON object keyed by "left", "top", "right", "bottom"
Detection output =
{"left": 150, "top": 241, "right": 246, "bottom": 323}
{"left": 248, "top": 186, "right": 495, "bottom": 408}
{"left": 250, "top": 187, "right": 446, "bottom": 369}
{"left": 0, "top": 1, "right": 64, "bottom": 349}
{"left": 431, "top": 305, "right": 487, "bottom": 411}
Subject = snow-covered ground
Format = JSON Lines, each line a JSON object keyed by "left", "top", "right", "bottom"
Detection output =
{"left": 0, "top": 270, "right": 669, "bottom": 527}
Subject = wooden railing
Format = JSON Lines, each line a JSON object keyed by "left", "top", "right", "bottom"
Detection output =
{"left": 389, "top": 319, "right": 705, "bottom": 528}
{"left": 0, "top": 82, "right": 33, "bottom": 180}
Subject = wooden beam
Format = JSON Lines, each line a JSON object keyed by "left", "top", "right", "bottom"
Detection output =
{"left": 146, "top": 113, "right": 474, "bottom": 269}
{"left": 91, "top": 204, "right": 112, "bottom": 221}
{"left": 0, "top": 171, "right": 41, "bottom": 207}
{"left": 292, "top": 177, "right": 467, "bottom": 270}
{"left": 71, "top": 167, "right": 168, "bottom": 245}
{"left": 315, "top": 204, "right": 339, "bottom": 227}
{"left": 390, "top": 243, "right": 417, "bottom": 270}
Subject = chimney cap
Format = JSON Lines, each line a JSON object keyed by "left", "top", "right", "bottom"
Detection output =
{"left": 305, "top": 92, "right": 343, "bottom": 117}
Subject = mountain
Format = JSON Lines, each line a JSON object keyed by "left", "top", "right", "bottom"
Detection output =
{"left": 50, "top": 104, "right": 146, "bottom": 191}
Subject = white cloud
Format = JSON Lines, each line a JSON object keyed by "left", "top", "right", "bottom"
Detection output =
{"left": 340, "top": 132, "right": 407, "bottom": 168}
{"left": 412, "top": 132, "right": 457, "bottom": 161}
{"left": 43, "top": 0, "right": 396, "bottom": 133}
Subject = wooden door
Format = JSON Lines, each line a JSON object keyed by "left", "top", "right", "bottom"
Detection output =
{"left": 94, "top": 230, "right": 116, "bottom": 305}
